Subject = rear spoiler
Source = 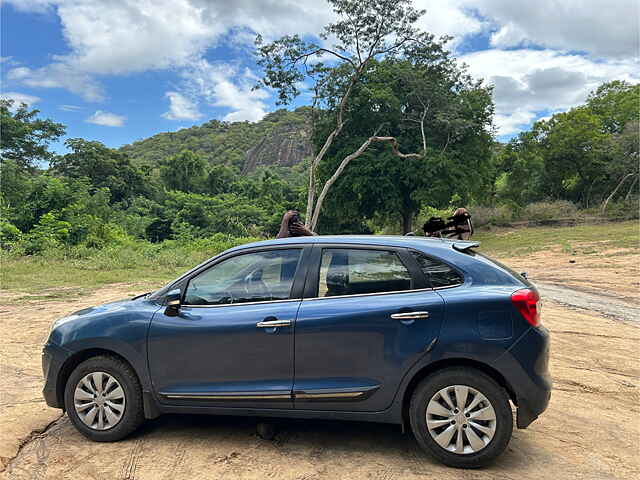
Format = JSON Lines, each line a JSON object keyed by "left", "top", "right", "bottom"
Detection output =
{"left": 452, "top": 241, "right": 479, "bottom": 252}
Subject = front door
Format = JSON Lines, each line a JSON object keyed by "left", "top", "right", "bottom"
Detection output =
{"left": 148, "top": 248, "right": 305, "bottom": 409}
{"left": 293, "top": 246, "right": 445, "bottom": 411}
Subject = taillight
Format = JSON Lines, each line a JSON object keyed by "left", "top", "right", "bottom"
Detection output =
{"left": 511, "top": 288, "right": 541, "bottom": 327}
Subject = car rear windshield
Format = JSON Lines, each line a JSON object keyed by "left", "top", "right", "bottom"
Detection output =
{"left": 471, "top": 251, "right": 532, "bottom": 287}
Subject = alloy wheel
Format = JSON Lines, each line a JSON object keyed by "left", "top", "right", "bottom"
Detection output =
{"left": 73, "top": 371, "right": 126, "bottom": 430}
{"left": 425, "top": 384, "right": 497, "bottom": 454}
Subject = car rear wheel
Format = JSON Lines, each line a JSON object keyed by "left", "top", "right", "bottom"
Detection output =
{"left": 409, "top": 367, "right": 513, "bottom": 468}
{"left": 64, "top": 355, "right": 144, "bottom": 441}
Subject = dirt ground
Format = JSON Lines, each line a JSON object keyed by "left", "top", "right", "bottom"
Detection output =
{"left": 1, "top": 246, "right": 638, "bottom": 479}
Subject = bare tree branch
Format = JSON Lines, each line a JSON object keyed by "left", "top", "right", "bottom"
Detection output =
{"left": 291, "top": 48, "right": 357, "bottom": 69}
{"left": 625, "top": 175, "right": 638, "bottom": 201}
{"left": 440, "top": 131, "right": 450, "bottom": 155}
{"left": 305, "top": 62, "right": 367, "bottom": 226}
{"left": 601, "top": 172, "right": 635, "bottom": 213}
{"left": 310, "top": 130, "right": 424, "bottom": 230}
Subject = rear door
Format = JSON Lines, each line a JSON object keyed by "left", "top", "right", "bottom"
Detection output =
{"left": 293, "top": 244, "right": 445, "bottom": 412}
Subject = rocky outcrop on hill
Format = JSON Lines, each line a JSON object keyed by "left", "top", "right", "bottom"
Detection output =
{"left": 241, "top": 122, "right": 313, "bottom": 173}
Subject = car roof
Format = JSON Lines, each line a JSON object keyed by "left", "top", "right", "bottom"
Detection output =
{"left": 227, "top": 235, "right": 478, "bottom": 254}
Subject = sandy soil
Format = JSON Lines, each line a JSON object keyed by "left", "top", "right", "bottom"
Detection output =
{"left": 1, "top": 248, "right": 638, "bottom": 480}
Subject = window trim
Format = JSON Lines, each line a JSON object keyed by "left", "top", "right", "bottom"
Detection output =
{"left": 303, "top": 244, "right": 431, "bottom": 301}
{"left": 177, "top": 245, "right": 311, "bottom": 308}
{"left": 406, "top": 247, "right": 465, "bottom": 290}
{"left": 182, "top": 298, "right": 301, "bottom": 308}
{"left": 301, "top": 286, "right": 435, "bottom": 302}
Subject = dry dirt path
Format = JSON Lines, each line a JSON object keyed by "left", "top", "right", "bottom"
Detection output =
{"left": 1, "top": 257, "right": 638, "bottom": 479}
{"left": 537, "top": 282, "right": 638, "bottom": 324}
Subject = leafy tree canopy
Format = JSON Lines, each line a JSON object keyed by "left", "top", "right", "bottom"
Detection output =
{"left": 0, "top": 99, "right": 65, "bottom": 170}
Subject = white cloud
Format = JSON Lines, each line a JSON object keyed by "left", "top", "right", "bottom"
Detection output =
{"left": 0, "top": 91, "right": 40, "bottom": 108}
{"left": 183, "top": 61, "right": 269, "bottom": 122}
{"left": 493, "top": 109, "right": 537, "bottom": 136}
{"left": 162, "top": 91, "right": 202, "bottom": 121}
{"left": 5, "top": 0, "right": 331, "bottom": 75}
{"left": 414, "top": 0, "right": 486, "bottom": 45}
{"left": 86, "top": 110, "right": 126, "bottom": 127}
{"left": 472, "top": 0, "right": 639, "bottom": 59}
{"left": 4, "top": 0, "right": 332, "bottom": 104}
{"left": 7, "top": 64, "right": 104, "bottom": 101}
{"left": 58, "top": 104, "right": 83, "bottom": 111}
{"left": 461, "top": 49, "right": 639, "bottom": 135}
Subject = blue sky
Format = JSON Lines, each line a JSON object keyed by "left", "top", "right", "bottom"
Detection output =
{"left": 2, "top": 0, "right": 638, "bottom": 154}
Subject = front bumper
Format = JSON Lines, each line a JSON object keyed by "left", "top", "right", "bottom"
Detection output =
{"left": 42, "top": 342, "right": 71, "bottom": 409}
{"left": 494, "top": 325, "right": 552, "bottom": 428}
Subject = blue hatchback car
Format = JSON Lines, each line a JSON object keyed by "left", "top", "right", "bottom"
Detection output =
{"left": 42, "top": 235, "right": 550, "bottom": 468}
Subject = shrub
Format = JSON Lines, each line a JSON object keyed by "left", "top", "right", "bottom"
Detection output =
{"left": 0, "top": 221, "right": 22, "bottom": 250}
{"left": 522, "top": 200, "right": 578, "bottom": 221}
{"left": 21, "top": 212, "right": 72, "bottom": 254}
{"left": 599, "top": 198, "right": 640, "bottom": 220}
{"left": 469, "top": 205, "right": 515, "bottom": 227}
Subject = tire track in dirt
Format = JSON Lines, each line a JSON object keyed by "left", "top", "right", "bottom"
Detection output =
{"left": 120, "top": 436, "right": 145, "bottom": 480}
{"left": 537, "top": 282, "right": 638, "bottom": 324}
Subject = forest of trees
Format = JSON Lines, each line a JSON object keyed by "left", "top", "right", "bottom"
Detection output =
{"left": 1, "top": 77, "right": 636, "bottom": 256}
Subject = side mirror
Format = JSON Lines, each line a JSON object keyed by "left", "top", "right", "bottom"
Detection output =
{"left": 164, "top": 289, "right": 181, "bottom": 317}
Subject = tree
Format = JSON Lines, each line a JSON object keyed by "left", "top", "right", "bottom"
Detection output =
{"left": 51, "top": 139, "right": 146, "bottom": 203}
{"left": 159, "top": 150, "right": 207, "bottom": 193}
{"left": 586, "top": 80, "right": 639, "bottom": 135}
{"left": 205, "top": 164, "right": 236, "bottom": 195}
{"left": 313, "top": 57, "right": 494, "bottom": 232}
{"left": 0, "top": 99, "right": 65, "bottom": 170}
{"left": 256, "top": 0, "right": 442, "bottom": 230}
{"left": 495, "top": 80, "right": 640, "bottom": 210}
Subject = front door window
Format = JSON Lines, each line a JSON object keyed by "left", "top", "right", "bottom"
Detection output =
{"left": 184, "top": 249, "right": 302, "bottom": 305}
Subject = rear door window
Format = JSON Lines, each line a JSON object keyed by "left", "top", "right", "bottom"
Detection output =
{"left": 317, "top": 248, "right": 413, "bottom": 297}
{"left": 410, "top": 251, "right": 464, "bottom": 289}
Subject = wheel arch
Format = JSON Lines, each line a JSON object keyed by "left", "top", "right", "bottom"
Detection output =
{"left": 56, "top": 348, "right": 142, "bottom": 412}
{"left": 399, "top": 358, "right": 517, "bottom": 431}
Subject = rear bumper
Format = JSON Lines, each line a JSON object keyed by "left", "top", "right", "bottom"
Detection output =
{"left": 494, "top": 325, "right": 552, "bottom": 428}
{"left": 42, "top": 342, "right": 70, "bottom": 409}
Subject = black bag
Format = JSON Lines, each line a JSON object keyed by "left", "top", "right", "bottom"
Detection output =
{"left": 422, "top": 212, "right": 474, "bottom": 238}
{"left": 423, "top": 216, "right": 447, "bottom": 234}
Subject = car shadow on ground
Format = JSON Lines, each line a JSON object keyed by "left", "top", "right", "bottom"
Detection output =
{"left": 130, "top": 412, "right": 535, "bottom": 471}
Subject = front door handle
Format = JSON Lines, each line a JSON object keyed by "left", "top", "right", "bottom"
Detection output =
{"left": 256, "top": 319, "right": 291, "bottom": 328}
{"left": 390, "top": 311, "right": 430, "bottom": 320}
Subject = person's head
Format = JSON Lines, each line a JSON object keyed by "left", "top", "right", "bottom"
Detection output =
{"left": 453, "top": 207, "right": 469, "bottom": 217}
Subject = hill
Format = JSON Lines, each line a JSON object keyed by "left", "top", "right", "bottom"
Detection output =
{"left": 120, "top": 107, "right": 312, "bottom": 173}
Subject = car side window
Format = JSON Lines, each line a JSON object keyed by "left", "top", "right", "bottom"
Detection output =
{"left": 184, "top": 249, "right": 302, "bottom": 306}
{"left": 410, "top": 251, "right": 463, "bottom": 288}
{"left": 318, "top": 248, "right": 413, "bottom": 297}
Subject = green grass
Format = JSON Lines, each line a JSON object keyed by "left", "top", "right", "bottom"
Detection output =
{"left": 1, "top": 221, "right": 638, "bottom": 297}
{"left": 475, "top": 220, "right": 639, "bottom": 257}
{"left": 0, "top": 234, "right": 258, "bottom": 295}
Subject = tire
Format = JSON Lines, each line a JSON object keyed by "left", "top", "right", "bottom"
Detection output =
{"left": 64, "top": 355, "right": 144, "bottom": 442}
{"left": 409, "top": 367, "right": 513, "bottom": 468}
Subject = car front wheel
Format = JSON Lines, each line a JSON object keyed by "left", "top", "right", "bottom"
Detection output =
{"left": 64, "top": 355, "right": 144, "bottom": 441}
{"left": 409, "top": 367, "right": 513, "bottom": 468}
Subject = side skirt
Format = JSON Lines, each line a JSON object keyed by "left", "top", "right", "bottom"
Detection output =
{"left": 154, "top": 404, "right": 402, "bottom": 425}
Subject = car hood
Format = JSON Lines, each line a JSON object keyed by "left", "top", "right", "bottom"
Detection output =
{"left": 70, "top": 297, "right": 134, "bottom": 317}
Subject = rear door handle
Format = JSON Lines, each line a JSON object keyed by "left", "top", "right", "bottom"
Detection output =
{"left": 390, "top": 311, "right": 430, "bottom": 320}
{"left": 256, "top": 319, "right": 291, "bottom": 328}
